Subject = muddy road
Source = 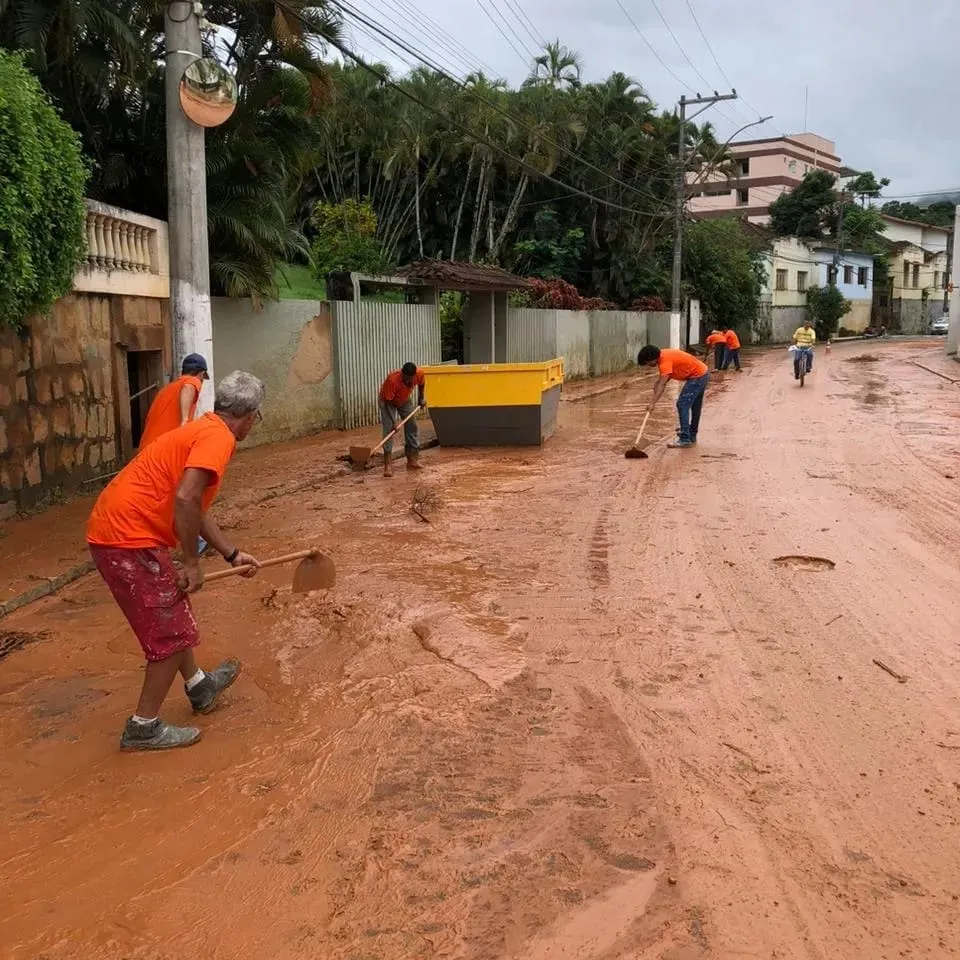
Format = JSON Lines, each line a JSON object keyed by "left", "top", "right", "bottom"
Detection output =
{"left": 2, "top": 340, "right": 959, "bottom": 959}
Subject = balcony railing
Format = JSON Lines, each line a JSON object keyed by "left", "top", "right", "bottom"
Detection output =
{"left": 73, "top": 199, "right": 170, "bottom": 299}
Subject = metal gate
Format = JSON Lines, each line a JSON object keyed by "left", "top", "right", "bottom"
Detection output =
{"left": 332, "top": 300, "right": 441, "bottom": 429}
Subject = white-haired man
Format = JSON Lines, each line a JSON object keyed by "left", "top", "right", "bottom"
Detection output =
{"left": 87, "top": 371, "right": 266, "bottom": 751}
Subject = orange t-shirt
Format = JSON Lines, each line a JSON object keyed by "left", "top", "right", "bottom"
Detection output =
{"left": 379, "top": 368, "right": 425, "bottom": 407}
{"left": 724, "top": 330, "right": 742, "bottom": 350}
{"left": 657, "top": 349, "right": 709, "bottom": 381}
{"left": 139, "top": 375, "right": 203, "bottom": 448}
{"left": 87, "top": 414, "right": 236, "bottom": 549}
{"left": 705, "top": 333, "right": 725, "bottom": 346}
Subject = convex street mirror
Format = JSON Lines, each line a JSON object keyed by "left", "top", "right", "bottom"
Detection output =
{"left": 179, "top": 58, "right": 237, "bottom": 128}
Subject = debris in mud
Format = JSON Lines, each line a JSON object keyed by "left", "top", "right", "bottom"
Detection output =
{"left": 411, "top": 483, "right": 442, "bottom": 524}
{"left": 847, "top": 354, "right": 880, "bottom": 363}
{"left": 872, "top": 658, "right": 908, "bottom": 684}
{"left": 0, "top": 630, "right": 48, "bottom": 661}
{"left": 772, "top": 555, "right": 835, "bottom": 572}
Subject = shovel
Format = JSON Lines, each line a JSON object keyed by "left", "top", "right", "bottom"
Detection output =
{"left": 624, "top": 411, "right": 653, "bottom": 459}
{"left": 349, "top": 405, "right": 421, "bottom": 467}
{"left": 204, "top": 548, "right": 336, "bottom": 592}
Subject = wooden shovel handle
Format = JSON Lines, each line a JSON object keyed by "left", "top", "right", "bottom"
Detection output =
{"left": 633, "top": 411, "right": 651, "bottom": 446}
{"left": 368, "top": 405, "right": 422, "bottom": 457}
{"left": 205, "top": 548, "right": 320, "bottom": 583}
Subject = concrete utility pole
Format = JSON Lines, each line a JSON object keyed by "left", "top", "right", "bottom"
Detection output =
{"left": 671, "top": 92, "right": 738, "bottom": 349}
{"left": 165, "top": 0, "right": 214, "bottom": 411}
{"left": 947, "top": 205, "right": 960, "bottom": 357}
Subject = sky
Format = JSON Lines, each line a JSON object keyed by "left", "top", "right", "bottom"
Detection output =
{"left": 344, "top": 0, "right": 959, "bottom": 203}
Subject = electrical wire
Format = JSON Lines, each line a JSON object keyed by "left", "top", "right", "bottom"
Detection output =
{"left": 474, "top": 0, "right": 534, "bottom": 67}
{"left": 333, "top": 0, "right": 678, "bottom": 209}
{"left": 501, "top": 0, "right": 546, "bottom": 50}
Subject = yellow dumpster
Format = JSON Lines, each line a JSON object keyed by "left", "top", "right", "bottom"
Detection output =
{"left": 422, "top": 359, "right": 564, "bottom": 446}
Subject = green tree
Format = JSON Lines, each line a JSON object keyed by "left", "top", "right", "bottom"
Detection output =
{"left": 511, "top": 208, "right": 585, "bottom": 281}
{"left": 0, "top": 50, "right": 88, "bottom": 328}
{"left": 682, "top": 219, "right": 764, "bottom": 332}
{"left": 881, "top": 199, "right": 955, "bottom": 228}
{"left": 310, "top": 197, "right": 393, "bottom": 277}
{"left": 527, "top": 41, "right": 583, "bottom": 90}
{"left": 769, "top": 169, "right": 839, "bottom": 239}
{"left": 846, "top": 171, "right": 889, "bottom": 206}
{"left": 807, "top": 285, "right": 851, "bottom": 340}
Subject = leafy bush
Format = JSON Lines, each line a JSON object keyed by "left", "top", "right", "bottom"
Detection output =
{"left": 807, "top": 285, "right": 851, "bottom": 340}
{"left": 0, "top": 51, "right": 88, "bottom": 328}
{"left": 517, "top": 277, "right": 616, "bottom": 311}
{"left": 310, "top": 197, "right": 393, "bottom": 279}
{"left": 630, "top": 295, "right": 667, "bottom": 312}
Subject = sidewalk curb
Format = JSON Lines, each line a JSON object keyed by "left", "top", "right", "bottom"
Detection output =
{"left": 0, "top": 560, "right": 95, "bottom": 621}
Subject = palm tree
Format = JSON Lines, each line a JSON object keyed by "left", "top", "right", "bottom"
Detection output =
{"left": 527, "top": 40, "right": 582, "bottom": 90}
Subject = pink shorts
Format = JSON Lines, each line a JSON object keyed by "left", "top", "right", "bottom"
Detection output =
{"left": 89, "top": 545, "right": 201, "bottom": 662}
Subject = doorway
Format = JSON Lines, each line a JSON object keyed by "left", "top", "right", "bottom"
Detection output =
{"left": 126, "top": 350, "right": 163, "bottom": 448}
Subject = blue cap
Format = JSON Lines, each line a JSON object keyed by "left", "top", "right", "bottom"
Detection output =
{"left": 181, "top": 353, "right": 208, "bottom": 374}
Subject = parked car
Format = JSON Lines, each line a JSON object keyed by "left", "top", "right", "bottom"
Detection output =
{"left": 930, "top": 315, "right": 950, "bottom": 335}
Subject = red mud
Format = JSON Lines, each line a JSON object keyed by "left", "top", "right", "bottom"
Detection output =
{"left": 1, "top": 342, "right": 960, "bottom": 959}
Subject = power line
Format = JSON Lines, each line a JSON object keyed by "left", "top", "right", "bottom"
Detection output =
{"left": 333, "top": 0, "right": 677, "bottom": 209}
{"left": 501, "top": 0, "right": 546, "bottom": 50}
{"left": 474, "top": 0, "right": 533, "bottom": 67}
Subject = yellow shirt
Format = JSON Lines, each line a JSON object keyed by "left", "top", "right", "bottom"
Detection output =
{"left": 793, "top": 326, "right": 816, "bottom": 347}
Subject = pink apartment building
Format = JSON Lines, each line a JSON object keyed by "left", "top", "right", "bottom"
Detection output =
{"left": 688, "top": 133, "right": 856, "bottom": 223}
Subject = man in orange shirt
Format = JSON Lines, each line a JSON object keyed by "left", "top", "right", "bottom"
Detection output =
{"left": 139, "top": 353, "right": 209, "bottom": 449}
{"left": 705, "top": 329, "right": 726, "bottom": 370}
{"left": 378, "top": 361, "right": 425, "bottom": 477}
{"left": 87, "top": 370, "right": 264, "bottom": 751}
{"left": 140, "top": 353, "right": 211, "bottom": 556}
{"left": 721, "top": 327, "right": 742, "bottom": 371}
{"left": 637, "top": 344, "right": 710, "bottom": 448}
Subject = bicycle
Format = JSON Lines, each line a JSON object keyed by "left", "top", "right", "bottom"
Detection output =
{"left": 793, "top": 345, "right": 813, "bottom": 387}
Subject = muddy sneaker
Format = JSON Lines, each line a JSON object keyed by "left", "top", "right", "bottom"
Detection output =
{"left": 406, "top": 452, "right": 422, "bottom": 471}
{"left": 667, "top": 439, "right": 694, "bottom": 449}
{"left": 120, "top": 718, "right": 201, "bottom": 751}
{"left": 187, "top": 658, "right": 242, "bottom": 714}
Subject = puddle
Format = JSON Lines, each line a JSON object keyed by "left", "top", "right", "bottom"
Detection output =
{"left": 772, "top": 555, "right": 836, "bottom": 571}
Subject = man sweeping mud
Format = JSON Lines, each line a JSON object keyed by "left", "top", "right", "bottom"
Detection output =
{"left": 637, "top": 344, "right": 710, "bottom": 448}
{"left": 86, "top": 371, "right": 265, "bottom": 751}
{"left": 379, "top": 362, "right": 425, "bottom": 477}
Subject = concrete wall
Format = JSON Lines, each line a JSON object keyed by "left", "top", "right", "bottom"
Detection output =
{"left": 892, "top": 298, "right": 928, "bottom": 335}
{"left": 212, "top": 298, "right": 337, "bottom": 447}
{"left": 0, "top": 294, "right": 170, "bottom": 511}
{"left": 625, "top": 313, "right": 648, "bottom": 368}
{"left": 843, "top": 300, "right": 872, "bottom": 334}
{"left": 556, "top": 312, "right": 590, "bottom": 378}
{"left": 646, "top": 312, "right": 671, "bottom": 346}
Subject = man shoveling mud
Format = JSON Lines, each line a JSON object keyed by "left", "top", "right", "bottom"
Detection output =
{"left": 637, "top": 344, "right": 710, "bottom": 448}
{"left": 86, "top": 371, "right": 265, "bottom": 751}
{"left": 379, "top": 361, "right": 425, "bottom": 477}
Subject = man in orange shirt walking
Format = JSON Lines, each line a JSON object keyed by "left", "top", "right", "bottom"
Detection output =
{"left": 379, "top": 361, "right": 426, "bottom": 477}
{"left": 637, "top": 344, "right": 710, "bottom": 448}
{"left": 720, "top": 327, "right": 742, "bottom": 371}
{"left": 87, "top": 371, "right": 264, "bottom": 751}
{"left": 139, "top": 353, "right": 209, "bottom": 449}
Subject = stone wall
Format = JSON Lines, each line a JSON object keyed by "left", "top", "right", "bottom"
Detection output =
{"left": 0, "top": 294, "right": 170, "bottom": 511}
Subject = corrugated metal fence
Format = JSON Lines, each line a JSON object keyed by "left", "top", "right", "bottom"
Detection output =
{"left": 332, "top": 300, "right": 441, "bottom": 429}
{"left": 505, "top": 308, "right": 559, "bottom": 362}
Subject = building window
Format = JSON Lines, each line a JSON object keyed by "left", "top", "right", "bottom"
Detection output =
{"left": 858, "top": 266, "right": 868, "bottom": 286}
{"left": 912, "top": 264, "right": 920, "bottom": 288}
{"left": 775, "top": 269, "right": 788, "bottom": 291}
{"left": 903, "top": 262, "right": 910, "bottom": 287}
{"left": 738, "top": 158, "right": 750, "bottom": 176}
{"left": 934, "top": 270, "right": 940, "bottom": 289}
{"left": 788, "top": 160, "right": 797, "bottom": 173}
{"left": 797, "top": 271, "right": 808, "bottom": 293}
{"left": 736, "top": 188, "right": 749, "bottom": 206}
{"left": 843, "top": 265, "right": 853, "bottom": 284}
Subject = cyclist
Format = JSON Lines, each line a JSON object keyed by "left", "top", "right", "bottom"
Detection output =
{"left": 792, "top": 320, "right": 816, "bottom": 379}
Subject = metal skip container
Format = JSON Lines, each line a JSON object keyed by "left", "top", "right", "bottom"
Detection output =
{"left": 421, "top": 359, "right": 564, "bottom": 446}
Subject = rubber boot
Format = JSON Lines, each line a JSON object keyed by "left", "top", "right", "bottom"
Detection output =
{"left": 383, "top": 451, "right": 393, "bottom": 478}
{"left": 406, "top": 450, "right": 422, "bottom": 471}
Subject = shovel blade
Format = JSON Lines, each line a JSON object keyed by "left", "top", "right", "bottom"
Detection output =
{"left": 349, "top": 444, "right": 373, "bottom": 466}
{"left": 624, "top": 446, "right": 649, "bottom": 459}
{"left": 291, "top": 552, "right": 336, "bottom": 593}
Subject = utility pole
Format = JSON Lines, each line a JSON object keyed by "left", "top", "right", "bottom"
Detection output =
{"left": 165, "top": 1, "right": 214, "bottom": 411}
{"left": 832, "top": 191, "right": 846, "bottom": 287}
{"left": 671, "top": 91, "right": 738, "bottom": 349}
{"left": 947, "top": 205, "right": 960, "bottom": 357}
